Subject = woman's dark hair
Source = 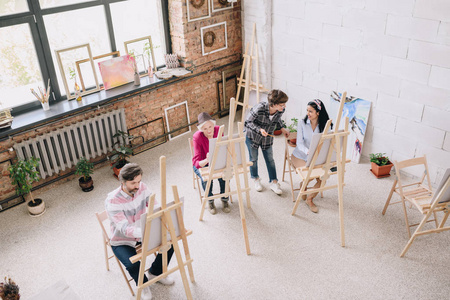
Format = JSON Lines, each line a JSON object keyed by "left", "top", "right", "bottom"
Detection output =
{"left": 268, "top": 89, "right": 288, "bottom": 106}
{"left": 303, "top": 99, "right": 333, "bottom": 133}
{"left": 119, "top": 163, "right": 143, "bottom": 182}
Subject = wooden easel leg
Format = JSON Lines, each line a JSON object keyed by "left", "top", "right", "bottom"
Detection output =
{"left": 400, "top": 208, "right": 434, "bottom": 257}
{"left": 382, "top": 180, "right": 397, "bottom": 215}
{"left": 337, "top": 168, "right": 345, "bottom": 247}
{"left": 439, "top": 210, "right": 450, "bottom": 228}
{"left": 236, "top": 173, "right": 251, "bottom": 254}
{"left": 199, "top": 197, "right": 207, "bottom": 221}
{"left": 292, "top": 180, "right": 308, "bottom": 215}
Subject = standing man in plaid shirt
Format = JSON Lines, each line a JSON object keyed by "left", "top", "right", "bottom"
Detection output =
{"left": 244, "top": 89, "right": 289, "bottom": 195}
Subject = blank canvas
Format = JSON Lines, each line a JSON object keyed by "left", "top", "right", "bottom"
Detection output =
{"left": 209, "top": 134, "right": 242, "bottom": 170}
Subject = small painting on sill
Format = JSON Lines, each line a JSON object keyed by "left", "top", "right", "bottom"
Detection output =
{"left": 98, "top": 55, "right": 135, "bottom": 91}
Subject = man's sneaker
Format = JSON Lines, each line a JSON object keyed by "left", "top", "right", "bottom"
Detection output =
{"left": 254, "top": 178, "right": 263, "bottom": 192}
{"left": 222, "top": 200, "right": 231, "bottom": 213}
{"left": 142, "top": 286, "right": 152, "bottom": 300}
{"left": 270, "top": 182, "right": 282, "bottom": 195}
{"left": 148, "top": 272, "right": 175, "bottom": 285}
{"left": 208, "top": 202, "right": 217, "bottom": 215}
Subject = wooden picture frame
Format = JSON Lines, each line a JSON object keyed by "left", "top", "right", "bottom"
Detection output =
{"left": 211, "top": 0, "right": 233, "bottom": 13}
{"left": 124, "top": 36, "right": 156, "bottom": 72}
{"left": 201, "top": 21, "right": 227, "bottom": 56}
{"left": 164, "top": 101, "right": 191, "bottom": 141}
{"left": 55, "top": 43, "right": 100, "bottom": 100}
{"left": 187, "top": 0, "right": 211, "bottom": 22}
{"left": 75, "top": 51, "right": 120, "bottom": 91}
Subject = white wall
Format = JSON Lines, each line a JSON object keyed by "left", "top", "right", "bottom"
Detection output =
{"left": 242, "top": 0, "right": 450, "bottom": 184}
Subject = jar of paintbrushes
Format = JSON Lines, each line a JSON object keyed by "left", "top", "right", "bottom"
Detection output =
{"left": 31, "top": 79, "right": 51, "bottom": 111}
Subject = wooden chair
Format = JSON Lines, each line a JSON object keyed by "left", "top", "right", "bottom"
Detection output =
{"left": 282, "top": 131, "right": 323, "bottom": 202}
{"left": 95, "top": 211, "right": 146, "bottom": 296}
{"left": 400, "top": 168, "right": 450, "bottom": 256}
{"left": 382, "top": 156, "right": 443, "bottom": 238}
{"left": 188, "top": 138, "right": 204, "bottom": 203}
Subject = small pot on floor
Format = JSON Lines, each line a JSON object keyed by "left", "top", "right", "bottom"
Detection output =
{"left": 27, "top": 198, "right": 46, "bottom": 216}
{"left": 370, "top": 161, "right": 393, "bottom": 178}
{"left": 79, "top": 176, "right": 94, "bottom": 192}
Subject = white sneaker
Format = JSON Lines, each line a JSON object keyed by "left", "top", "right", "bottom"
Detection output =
{"left": 254, "top": 178, "right": 263, "bottom": 192}
{"left": 141, "top": 286, "right": 152, "bottom": 300}
{"left": 270, "top": 182, "right": 282, "bottom": 195}
{"left": 148, "top": 272, "right": 175, "bottom": 285}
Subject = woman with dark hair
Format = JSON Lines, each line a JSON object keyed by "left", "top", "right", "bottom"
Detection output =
{"left": 291, "top": 99, "right": 332, "bottom": 213}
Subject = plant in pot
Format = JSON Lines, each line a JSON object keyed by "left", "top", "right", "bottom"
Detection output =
{"left": 8, "top": 157, "right": 45, "bottom": 216}
{"left": 0, "top": 276, "right": 20, "bottom": 300}
{"left": 75, "top": 157, "right": 94, "bottom": 192}
{"left": 370, "top": 152, "right": 393, "bottom": 178}
{"left": 109, "top": 130, "right": 134, "bottom": 179}
{"left": 143, "top": 42, "right": 160, "bottom": 77}
{"left": 274, "top": 120, "right": 286, "bottom": 136}
{"left": 287, "top": 117, "right": 298, "bottom": 146}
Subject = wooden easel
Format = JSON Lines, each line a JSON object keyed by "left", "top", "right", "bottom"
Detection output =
{"left": 291, "top": 92, "right": 350, "bottom": 247}
{"left": 232, "top": 23, "right": 268, "bottom": 124}
{"left": 199, "top": 99, "right": 253, "bottom": 254}
{"left": 131, "top": 156, "right": 195, "bottom": 299}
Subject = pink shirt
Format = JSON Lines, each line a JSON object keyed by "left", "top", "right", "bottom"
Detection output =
{"left": 192, "top": 126, "right": 220, "bottom": 169}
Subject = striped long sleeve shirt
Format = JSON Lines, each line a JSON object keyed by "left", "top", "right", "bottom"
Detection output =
{"left": 105, "top": 182, "right": 154, "bottom": 247}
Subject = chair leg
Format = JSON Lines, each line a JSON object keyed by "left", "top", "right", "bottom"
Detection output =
{"left": 104, "top": 241, "right": 110, "bottom": 271}
{"left": 433, "top": 211, "right": 439, "bottom": 228}
{"left": 382, "top": 179, "right": 397, "bottom": 215}
{"left": 114, "top": 255, "right": 135, "bottom": 296}
{"left": 196, "top": 178, "right": 203, "bottom": 204}
{"left": 282, "top": 153, "right": 287, "bottom": 182}
{"left": 288, "top": 166, "right": 295, "bottom": 202}
{"left": 192, "top": 172, "right": 196, "bottom": 189}
{"left": 400, "top": 197, "right": 412, "bottom": 238}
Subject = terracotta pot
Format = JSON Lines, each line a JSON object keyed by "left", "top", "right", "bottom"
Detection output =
{"left": 79, "top": 176, "right": 94, "bottom": 192}
{"left": 113, "top": 161, "right": 129, "bottom": 179}
{"left": 370, "top": 161, "right": 393, "bottom": 178}
{"left": 273, "top": 129, "right": 282, "bottom": 136}
{"left": 288, "top": 138, "right": 297, "bottom": 147}
{"left": 27, "top": 198, "right": 46, "bottom": 216}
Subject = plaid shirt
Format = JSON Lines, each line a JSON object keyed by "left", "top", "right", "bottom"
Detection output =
{"left": 244, "top": 102, "right": 285, "bottom": 150}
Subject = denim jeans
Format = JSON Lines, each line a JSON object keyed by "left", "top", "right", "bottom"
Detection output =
{"left": 112, "top": 243, "right": 174, "bottom": 285}
{"left": 245, "top": 136, "right": 277, "bottom": 182}
{"left": 193, "top": 165, "right": 227, "bottom": 203}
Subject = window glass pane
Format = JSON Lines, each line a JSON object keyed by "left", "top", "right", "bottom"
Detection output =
{"left": 44, "top": 6, "right": 110, "bottom": 97}
{"left": 0, "top": 24, "right": 44, "bottom": 109}
{"left": 0, "top": 0, "right": 29, "bottom": 17}
{"left": 39, "top": 0, "right": 95, "bottom": 9}
{"left": 111, "top": 0, "right": 166, "bottom": 69}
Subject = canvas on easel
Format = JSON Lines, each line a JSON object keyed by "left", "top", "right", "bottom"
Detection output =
{"left": 130, "top": 156, "right": 194, "bottom": 299}
{"left": 198, "top": 99, "right": 253, "bottom": 254}
{"left": 292, "top": 92, "right": 351, "bottom": 247}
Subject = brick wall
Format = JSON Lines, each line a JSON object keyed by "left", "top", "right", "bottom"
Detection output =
{"left": 0, "top": 0, "right": 242, "bottom": 206}
{"left": 244, "top": 0, "right": 450, "bottom": 184}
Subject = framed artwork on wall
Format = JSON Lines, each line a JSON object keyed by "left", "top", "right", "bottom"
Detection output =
{"left": 164, "top": 101, "right": 191, "bottom": 140}
{"left": 75, "top": 51, "right": 120, "bottom": 91}
{"left": 187, "top": 0, "right": 211, "bottom": 22}
{"left": 55, "top": 43, "right": 100, "bottom": 100}
{"left": 211, "top": 0, "right": 233, "bottom": 13}
{"left": 201, "top": 21, "right": 227, "bottom": 55}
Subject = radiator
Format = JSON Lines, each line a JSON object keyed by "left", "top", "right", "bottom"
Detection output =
{"left": 13, "top": 109, "right": 127, "bottom": 179}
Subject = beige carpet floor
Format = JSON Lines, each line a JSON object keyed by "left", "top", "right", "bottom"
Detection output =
{"left": 1, "top": 115, "right": 449, "bottom": 300}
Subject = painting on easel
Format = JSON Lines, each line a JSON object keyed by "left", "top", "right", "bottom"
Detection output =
{"left": 330, "top": 91, "right": 371, "bottom": 163}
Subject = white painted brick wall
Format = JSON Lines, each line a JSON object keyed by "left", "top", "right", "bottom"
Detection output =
{"left": 380, "top": 56, "right": 431, "bottom": 84}
{"left": 395, "top": 118, "right": 445, "bottom": 148}
{"left": 386, "top": 15, "right": 440, "bottom": 43}
{"left": 422, "top": 106, "right": 450, "bottom": 132}
{"left": 249, "top": 0, "right": 450, "bottom": 182}
{"left": 414, "top": 0, "right": 450, "bottom": 22}
{"left": 377, "top": 93, "right": 424, "bottom": 122}
{"left": 408, "top": 40, "right": 450, "bottom": 69}
{"left": 429, "top": 66, "right": 450, "bottom": 90}
{"left": 400, "top": 81, "right": 450, "bottom": 110}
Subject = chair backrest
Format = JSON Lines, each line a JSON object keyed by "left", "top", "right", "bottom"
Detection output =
{"left": 393, "top": 155, "right": 431, "bottom": 191}
{"left": 95, "top": 211, "right": 111, "bottom": 244}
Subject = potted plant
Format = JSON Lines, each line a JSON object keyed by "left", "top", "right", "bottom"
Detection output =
{"left": 0, "top": 277, "right": 20, "bottom": 300}
{"left": 370, "top": 152, "right": 393, "bottom": 178}
{"left": 287, "top": 117, "right": 298, "bottom": 146}
{"left": 143, "top": 42, "right": 160, "bottom": 77}
{"left": 109, "top": 130, "right": 134, "bottom": 178}
{"left": 127, "top": 51, "right": 141, "bottom": 86}
{"left": 274, "top": 120, "right": 286, "bottom": 136}
{"left": 68, "top": 67, "right": 82, "bottom": 101}
{"left": 75, "top": 157, "right": 94, "bottom": 192}
{"left": 8, "top": 157, "right": 45, "bottom": 216}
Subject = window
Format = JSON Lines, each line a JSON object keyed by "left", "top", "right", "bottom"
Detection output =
{"left": 0, "top": 0, "right": 170, "bottom": 113}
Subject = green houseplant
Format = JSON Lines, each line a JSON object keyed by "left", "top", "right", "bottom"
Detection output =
{"left": 8, "top": 157, "right": 45, "bottom": 216}
{"left": 109, "top": 130, "right": 134, "bottom": 178}
{"left": 75, "top": 157, "right": 94, "bottom": 192}
{"left": 287, "top": 117, "right": 298, "bottom": 146}
{"left": 0, "top": 276, "right": 20, "bottom": 300}
{"left": 370, "top": 152, "right": 393, "bottom": 178}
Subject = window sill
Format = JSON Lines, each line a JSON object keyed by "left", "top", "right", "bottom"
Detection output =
{"left": 0, "top": 74, "right": 184, "bottom": 141}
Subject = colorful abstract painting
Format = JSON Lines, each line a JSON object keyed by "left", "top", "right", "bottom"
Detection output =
{"left": 330, "top": 91, "right": 372, "bottom": 163}
{"left": 98, "top": 55, "right": 135, "bottom": 90}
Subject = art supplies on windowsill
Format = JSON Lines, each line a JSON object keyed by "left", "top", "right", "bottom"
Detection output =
{"left": 31, "top": 79, "right": 51, "bottom": 111}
